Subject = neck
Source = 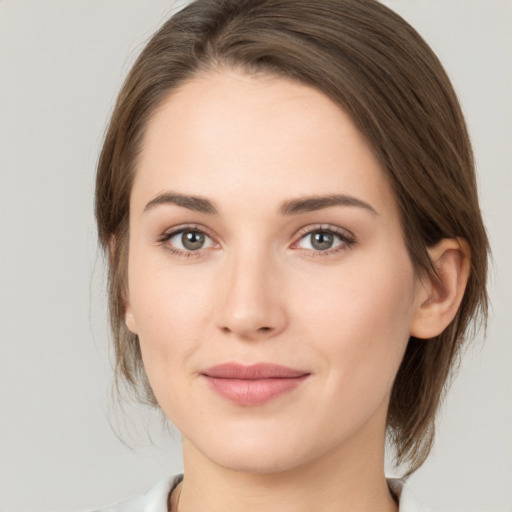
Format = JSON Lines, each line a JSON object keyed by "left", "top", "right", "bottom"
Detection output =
{"left": 175, "top": 418, "right": 398, "bottom": 512}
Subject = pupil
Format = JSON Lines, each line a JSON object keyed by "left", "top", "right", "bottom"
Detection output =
{"left": 312, "top": 231, "right": 333, "bottom": 250}
{"left": 182, "top": 231, "right": 204, "bottom": 250}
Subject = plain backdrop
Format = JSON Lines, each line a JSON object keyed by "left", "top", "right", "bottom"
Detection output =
{"left": 0, "top": 1, "right": 511, "bottom": 511}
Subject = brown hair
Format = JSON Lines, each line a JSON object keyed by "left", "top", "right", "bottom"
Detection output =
{"left": 95, "top": 0, "right": 489, "bottom": 475}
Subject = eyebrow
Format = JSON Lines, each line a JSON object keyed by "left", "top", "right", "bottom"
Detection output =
{"left": 144, "top": 192, "right": 219, "bottom": 214}
{"left": 143, "top": 192, "right": 378, "bottom": 216}
{"left": 278, "top": 194, "right": 378, "bottom": 216}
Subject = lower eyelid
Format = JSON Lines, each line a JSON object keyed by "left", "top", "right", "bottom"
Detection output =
{"left": 307, "top": 244, "right": 349, "bottom": 257}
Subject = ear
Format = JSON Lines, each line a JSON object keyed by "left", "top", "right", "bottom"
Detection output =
{"left": 410, "top": 238, "right": 471, "bottom": 339}
{"left": 125, "top": 302, "right": 139, "bottom": 335}
{"left": 110, "top": 234, "right": 139, "bottom": 335}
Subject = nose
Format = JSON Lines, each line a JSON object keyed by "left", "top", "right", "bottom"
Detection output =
{"left": 215, "top": 249, "right": 288, "bottom": 341}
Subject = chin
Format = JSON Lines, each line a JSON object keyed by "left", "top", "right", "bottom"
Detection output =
{"left": 182, "top": 419, "right": 340, "bottom": 476}
{"left": 208, "top": 442, "right": 310, "bottom": 475}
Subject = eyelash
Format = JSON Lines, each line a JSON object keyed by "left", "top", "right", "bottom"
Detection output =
{"left": 157, "top": 224, "right": 356, "bottom": 259}
{"left": 293, "top": 224, "right": 356, "bottom": 257}
{"left": 157, "top": 224, "right": 214, "bottom": 259}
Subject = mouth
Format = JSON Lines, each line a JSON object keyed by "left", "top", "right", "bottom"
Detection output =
{"left": 201, "top": 363, "right": 311, "bottom": 406}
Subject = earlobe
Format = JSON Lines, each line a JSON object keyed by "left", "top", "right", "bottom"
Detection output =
{"left": 410, "top": 238, "right": 471, "bottom": 339}
{"left": 125, "top": 303, "right": 139, "bottom": 334}
{"left": 110, "top": 235, "right": 138, "bottom": 334}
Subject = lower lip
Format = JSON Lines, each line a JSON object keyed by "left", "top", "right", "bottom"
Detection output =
{"left": 204, "top": 375, "right": 309, "bottom": 406}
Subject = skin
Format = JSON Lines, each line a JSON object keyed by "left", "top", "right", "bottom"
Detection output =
{"left": 124, "top": 69, "right": 470, "bottom": 512}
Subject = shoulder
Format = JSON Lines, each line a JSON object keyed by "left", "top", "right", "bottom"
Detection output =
{"left": 388, "top": 478, "right": 429, "bottom": 512}
{"left": 89, "top": 475, "right": 182, "bottom": 512}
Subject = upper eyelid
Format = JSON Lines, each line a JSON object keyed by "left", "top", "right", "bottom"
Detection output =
{"left": 161, "top": 224, "right": 216, "bottom": 240}
{"left": 160, "top": 223, "right": 352, "bottom": 236}
{"left": 294, "top": 224, "right": 355, "bottom": 240}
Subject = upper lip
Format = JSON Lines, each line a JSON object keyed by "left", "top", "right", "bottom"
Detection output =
{"left": 202, "top": 363, "right": 309, "bottom": 380}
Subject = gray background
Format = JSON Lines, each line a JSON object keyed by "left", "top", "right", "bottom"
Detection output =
{"left": 0, "top": 1, "right": 510, "bottom": 511}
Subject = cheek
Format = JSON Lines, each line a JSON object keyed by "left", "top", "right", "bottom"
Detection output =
{"left": 132, "top": 278, "right": 206, "bottom": 341}
{"left": 127, "top": 261, "right": 220, "bottom": 425}
{"left": 126, "top": 250, "right": 215, "bottom": 380}
{"left": 294, "top": 251, "right": 416, "bottom": 386}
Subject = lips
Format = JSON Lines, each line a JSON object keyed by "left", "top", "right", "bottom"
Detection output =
{"left": 201, "top": 363, "right": 310, "bottom": 406}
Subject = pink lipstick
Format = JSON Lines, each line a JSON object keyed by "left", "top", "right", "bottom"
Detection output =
{"left": 201, "top": 363, "right": 310, "bottom": 406}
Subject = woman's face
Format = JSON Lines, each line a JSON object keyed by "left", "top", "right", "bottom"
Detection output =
{"left": 125, "top": 70, "right": 424, "bottom": 473}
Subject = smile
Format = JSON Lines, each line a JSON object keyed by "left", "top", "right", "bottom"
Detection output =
{"left": 201, "top": 363, "right": 310, "bottom": 406}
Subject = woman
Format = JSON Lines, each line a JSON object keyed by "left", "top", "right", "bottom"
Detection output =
{"left": 93, "top": 0, "right": 489, "bottom": 510}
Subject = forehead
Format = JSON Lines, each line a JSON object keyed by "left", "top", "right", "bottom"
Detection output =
{"left": 132, "top": 69, "right": 397, "bottom": 219}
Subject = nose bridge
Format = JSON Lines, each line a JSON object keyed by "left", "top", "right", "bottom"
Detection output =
{"left": 216, "top": 240, "right": 286, "bottom": 339}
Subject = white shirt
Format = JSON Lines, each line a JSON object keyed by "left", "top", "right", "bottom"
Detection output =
{"left": 91, "top": 474, "right": 428, "bottom": 512}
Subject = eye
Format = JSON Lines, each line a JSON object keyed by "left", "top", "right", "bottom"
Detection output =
{"left": 164, "top": 228, "right": 215, "bottom": 253}
{"left": 295, "top": 227, "right": 355, "bottom": 254}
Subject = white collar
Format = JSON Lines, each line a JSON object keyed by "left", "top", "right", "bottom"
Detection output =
{"left": 92, "top": 474, "right": 428, "bottom": 512}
